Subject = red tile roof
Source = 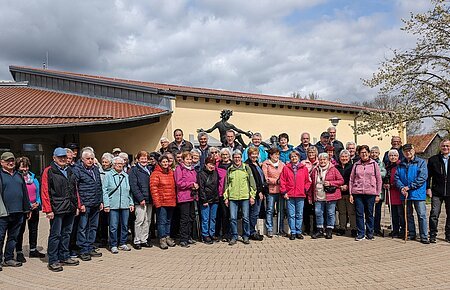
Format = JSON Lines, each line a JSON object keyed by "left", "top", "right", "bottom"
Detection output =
{"left": 10, "top": 65, "right": 379, "bottom": 112}
{"left": 0, "top": 87, "right": 167, "bottom": 128}
{"left": 407, "top": 133, "right": 438, "bottom": 154}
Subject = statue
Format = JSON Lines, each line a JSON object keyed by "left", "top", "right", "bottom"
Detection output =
{"left": 197, "top": 109, "right": 252, "bottom": 148}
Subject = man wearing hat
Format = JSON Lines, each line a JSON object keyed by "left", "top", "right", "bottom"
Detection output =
{"left": 0, "top": 152, "right": 31, "bottom": 269}
{"left": 315, "top": 132, "right": 331, "bottom": 154}
{"left": 41, "top": 148, "right": 80, "bottom": 272}
{"left": 395, "top": 144, "right": 429, "bottom": 244}
{"left": 112, "top": 148, "right": 122, "bottom": 157}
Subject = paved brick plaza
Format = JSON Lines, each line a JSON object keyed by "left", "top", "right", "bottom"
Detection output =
{"left": 1, "top": 213, "right": 450, "bottom": 290}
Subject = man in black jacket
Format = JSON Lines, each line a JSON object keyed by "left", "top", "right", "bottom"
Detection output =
{"left": 0, "top": 152, "right": 31, "bottom": 270}
{"left": 41, "top": 147, "right": 80, "bottom": 272}
{"left": 428, "top": 139, "right": 450, "bottom": 243}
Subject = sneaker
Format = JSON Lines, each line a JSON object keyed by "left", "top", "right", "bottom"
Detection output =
{"left": 29, "top": 250, "right": 46, "bottom": 258}
{"left": 420, "top": 239, "right": 430, "bottom": 244}
{"left": 166, "top": 237, "right": 176, "bottom": 247}
{"left": 249, "top": 233, "right": 263, "bottom": 241}
{"left": 366, "top": 235, "right": 375, "bottom": 240}
{"left": 110, "top": 247, "right": 119, "bottom": 254}
{"left": 141, "top": 242, "right": 153, "bottom": 248}
{"left": 429, "top": 237, "right": 437, "bottom": 244}
{"left": 296, "top": 234, "right": 304, "bottom": 240}
{"left": 179, "top": 241, "right": 190, "bottom": 248}
{"left": 89, "top": 249, "right": 103, "bottom": 257}
{"left": 228, "top": 239, "right": 237, "bottom": 246}
{"left": 132, "top": 243, "right": 142, "bottom": 250}
{"left": 60, "top": 258, "right": 80, "bottom": 266}
{"left": 79, "top": 253, "right": 91, "bottom": 261}
{"left": 325, "top": 228, "right": 333, "bottom": 239}
{"left": 311, "top": 229, "right": 324, "bottom": 239}
{"left": 355, "top": 236, "right": 365, "bottom": 241}
{"left": 160, "top": 238, "right": 168, "bottom": 250}
{"left": 119, "top": 244, "right": 131, "bottom": 251}
{"left": 203, "top": 237, "right": 213, "bottom": 244}
{"left": 243, "top": 237, "right": 250, "bottom": 244}
{"left": 48, "top": 263, "right": 63, "bottom": 272}
{"left": 267, "top": 231, "right": 273, "bottom": 238}
{"left": 70, "top": 251, "right": 78, "bottom": 258}
{"left": 187, "top": 239, "right": 197, "bottom": 245}
{"left": 3, "top": 260, "right": 22, "bottom": 267}
{"left": 289, "top": 235, "right": 296, "bottom": 240}
{"left": 16, "top": 252, "right": 27, "bottom": 263}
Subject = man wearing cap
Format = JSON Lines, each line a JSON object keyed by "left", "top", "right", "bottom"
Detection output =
{"left": 395, "top": 144, "right": 429, "bottom": 244}
{"left": 41, "top": 148, "right": 80, "bottom": 272}
{"left": 168, "top": 129, "right": 194, "bottom": 154}
{"left": 112, "top": 148, "right": 122, "bottom": 157}
{"left": 0, "top": 152, "right": 31, "bottom": 269}
{"left": 73, "top": 148, "right": 103, "bottom": 261}
{"left": 327, "top": 126, "right": 344, "bottom": 158}
{"left": 315, "top": 132, "right": 330, "bottom": 154}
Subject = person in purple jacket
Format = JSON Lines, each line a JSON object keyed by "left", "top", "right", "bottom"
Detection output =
{"left": 349, "top": 145, "right": 382, "bottom": 241}
{"left": 174, "top": 152, "right": 198, "bottom": 247}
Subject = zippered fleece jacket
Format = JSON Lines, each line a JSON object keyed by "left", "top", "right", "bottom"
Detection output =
{"left": 223, "top": 163, "right": 256, "bottom": 201}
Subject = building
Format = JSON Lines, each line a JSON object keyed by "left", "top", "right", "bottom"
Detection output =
{"left": 0, "top": 65, "right": 404, "bottom": 175}
{"left": 407, "top": 133, "right": 442, "bottom": 159}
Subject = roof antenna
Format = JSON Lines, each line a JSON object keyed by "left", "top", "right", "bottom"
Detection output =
{"left": 43, "top": 51, "right": 49, "bottom": 69}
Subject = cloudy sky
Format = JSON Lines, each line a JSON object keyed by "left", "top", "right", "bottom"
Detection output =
{"left": 0, "top": 0, "right": 433, "bottom": 104}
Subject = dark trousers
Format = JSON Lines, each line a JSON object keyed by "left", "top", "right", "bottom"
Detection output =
{"left": 429, "top": 196, "right": 450, "bottom": 239}
{"left": 179, "top": 201, "right": 195, "bottom": 243}
{"left": 215, "top": 197, "right": 230, "bottom": 239}
{"left": 16, "top": 209, "right": 40, "bottom": 252}
{"left": 96, "top": 210, "right": 109, "bottom": 246}
{"left": 170, "top": 206, "right": 181, "bottom": 239}
{"left": 48, "top": 213, "right": 75, "bottom": 265}
{"left": 391, "top": 205, "right": 405, "bottom": 236}
{"left": 69, "top": 215, "right": 80, "bottom": 252}
{"left": 0, "top": 213, "right": 24, "bottom": 261}
{"left": 354, "top": 195, "right": 376, "bottom": 238}
{"left": 76, "top": 206, "right": 100, "bottom": 254}
{"left": 303, "top": 201, "right": 316, "bottom": 234}
{"left": 374, "top": 200, "right": 383, "bottom": 233}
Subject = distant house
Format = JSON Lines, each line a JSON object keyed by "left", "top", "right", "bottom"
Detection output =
{"left": 407, "top": 133, "right": 442, "bottom": 159}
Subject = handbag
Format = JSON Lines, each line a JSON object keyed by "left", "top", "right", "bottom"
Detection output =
{"left": 324, "top": 185, "right": 337, "bottom": 194}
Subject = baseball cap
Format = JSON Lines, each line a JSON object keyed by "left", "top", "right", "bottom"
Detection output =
{"left": 402, "top": 144, "right": 414, "bottom": 151}
{"left": 112, "top": 147, "right": 122, "bottom": 153}
{"left": 53, "top": 147, "right": 67, "bottom": 157}
{"left": 321, "top": 132, "right": 330, "bottom": 138}
{"left": 1, "top": 152, "right": 15, "bottom": 161}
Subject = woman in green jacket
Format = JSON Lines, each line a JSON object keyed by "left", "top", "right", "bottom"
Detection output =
{"left": 223, "top": 150, "right": 257, "bottom": 246}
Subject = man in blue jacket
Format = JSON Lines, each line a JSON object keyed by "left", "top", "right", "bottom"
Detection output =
{"left": 73, "top": 148, "right": 104, "bottom": 261}
{"left": 395, "top": 144, "right": 429, "bottom": 244}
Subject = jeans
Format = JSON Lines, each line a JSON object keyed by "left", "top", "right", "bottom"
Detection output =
{"left": 157, "top": 206, "right": 174, "bottom": 238}
{"left": 201, "top": 203, "right": 218, "bottom": 238}
{"left": 250, "top": 198, "right": 262, "bottom": 235}
{"left": 229, "top": 200, "right": 250, "bottom": 240}
{"left": 215, "top": 197, "right": 230, "bottom": 239}
{"left": 109, "top": 209, "right": 129, "bottom": 247}
{"left": 287, "top": 197, "right": 304, "bottom": 235}
{"left": 77, "top": 206, "right": 100, "bottom": 254}
{"left": 336, "top": 195, "right": 356, "bottom": 230}
{"left": 47, "top": 213, "right": 75, "bottom": 265}
{"left": 429, "top": 196, "right": 450, "bottom": 239}
{"left": 134, "top": 203, "right": 153, "bottom": 244}
{"left": 16, "top": 209, "right": 40, "bottom": 252}
{"left": 391, "top": 205, "right": 405, "bottom": 236}
{"left": 0, "top": 213, "right": 24, "bottom": 262}
{"left": 265, "top": 194, "right": 280, "bottom": 232}
{"left": 354, "top": 195, "right": 376, "bottom": 238}
{"left": 315, "top": 200, "right": 337, "bottom": 229}
{"left": 406, "top": 200, "right": 428, "bottom": 241}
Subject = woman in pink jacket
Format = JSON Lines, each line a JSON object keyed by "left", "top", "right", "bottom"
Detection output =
{"left": 309, "top": 153, "right": 344, "bottom": 239}
{"left": 262, "top": 148, "right": 285, "bottom": 238}
{"left": 280, "top": 151, "right": 311, "bottom": 240}
{"left": 174, "top": 152, "right": 198, "bottom": 247}
{"left": 349, "top": 145, "right": 383, "bottom": 241}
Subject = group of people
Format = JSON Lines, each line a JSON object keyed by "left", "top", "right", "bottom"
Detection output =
{"left": 0, "top": 126, "right": 449, "bottom": 273}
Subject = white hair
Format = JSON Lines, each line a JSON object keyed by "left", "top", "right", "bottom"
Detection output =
{"left": 252, "top": 132, "right": 262, "bottom": 139}
{"left": 232, "top": 149, "right": 242, "bottom": 156}
{"left": 118, "top": 152, "right": 128, "bottom": 160}
{"left": 220, "top": 148, "right": 232, "bottom": 156}
{"left": 370, "top": 146, "right": 380, "bottom": 152}
{"left": 112, "top": 156, "right": 124, "bottom": 164}
{"left": 160, "top": 137, "right": 169, "bottom": 142}
{"left": 346, "top": 141, "right": 356, "bottom": 148}
{"left": 339, "top": 149, "right": 350, "bottom": 157}
{"left": 81, "top": 150, "right": 95, "bottom": 159}
{"left": 388, "top": 149, "right": 399, "bottom": 156}
{"left": 318, "top": 152, "right": 329, "bottom": 160}
{"left": 102, "top": 152, "right": 114, "bottom": 164}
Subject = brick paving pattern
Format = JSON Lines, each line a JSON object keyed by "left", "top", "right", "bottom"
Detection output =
{"left": 0, "top": 208, "right": 449, "bottom": 289}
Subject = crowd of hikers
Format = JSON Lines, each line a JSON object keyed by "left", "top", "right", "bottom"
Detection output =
{"left": 0, "top": 126, "right": 449, "bottom": 272}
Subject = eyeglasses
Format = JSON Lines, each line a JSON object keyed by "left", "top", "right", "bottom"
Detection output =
{"left": 210, "top": 152, "right": 218, "bottom": 154}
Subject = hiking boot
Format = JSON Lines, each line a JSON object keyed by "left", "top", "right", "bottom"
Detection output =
{"left": 141, "top": 242, "right": 153, "bottom": 248}
{"left": 420, "top": 239, "right": 430, "bottom": 244}
{"left": 29, "top": 250, "right": 46, "bottom": 258}
{"left": 119, "top": 244, "right": 131, "bottom": 251}
{"left": 336, "top": 229, "right": 345, "bottom": 236}
{"left": 311, "top": 229, "right": 324, "bottom": 239}
{"left": 16, "top": 252, "right": 26, "bottom": 263}
{"left": 3, "top": 260, "right": 22, "bottom": 267}
{"left": 296, "top": 234, "right": 304, "bottom": 240}
{"left": 243, "top": 237, "right": 250, "bottom": 244}
{"left": 228, "top": 239, "right": 237, "bottom": 246}
{"left": 166, "top": 237, "right": 176, "bottom": 247}
{"left": 60, "top": 258, "right": 79, "bottom": 266}
{"left": 250, "top": 233, "right": 263, "bottom": 241}
{"left": 110, "top": 247, "right": 119, "bottom": 254}
{"left": 180, "top": 241, "right": 190, "bottom": 248}
{"left": 133, "top": 243, "right": 142, "bottom": 250}
{"left": 325, "top": 228, "right": 333, "bottom": 239}
{"left": 203, "top": 237, "right": 213, "bottom": 245}
{"left": 48, "top": 263, "right": 63, "bottom": 272}
{"left": 160, "top": 238, "right": 168, "bottom": 250}
{"left": 429, "top": 236, "right": 437, "bottom": 243}
{"left": 267, "top": 231, "right": 273, "bottom": 238}
{"left": 289, "top": 234, "right": 296, "bottom": 240}
{"left": 79, "top": 253, "right": 91, "bottom": 261}
{"left": 89, "top": 249, "right": 102, "bottom": 257}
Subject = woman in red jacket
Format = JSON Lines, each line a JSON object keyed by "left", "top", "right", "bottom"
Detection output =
{"left": 309, "top": 153, "right": 344, "bottom": 239}
{"left": 280, "top": 151, "right": 311, "bottom": 240}
{"left": 150, "top": 155, "right": 177, "bottom": 250}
